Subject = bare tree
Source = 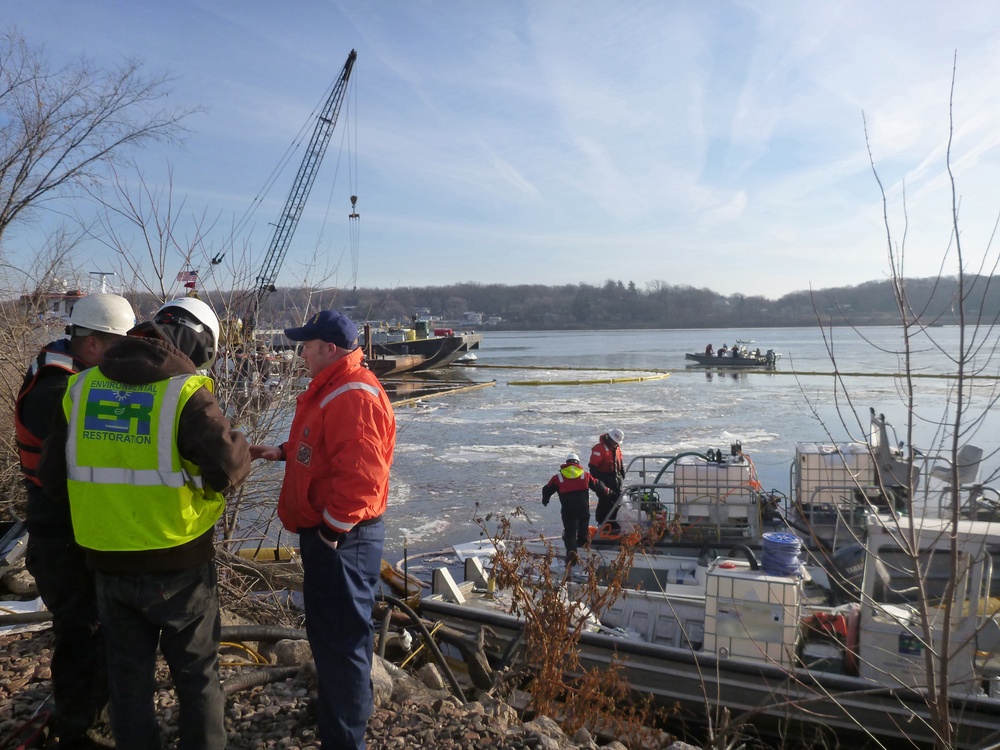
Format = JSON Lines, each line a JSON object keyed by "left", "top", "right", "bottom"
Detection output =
{"left": 0, "top": 28, "right": 193, "bottom": 246}
{"left": 0, "top": 27, "right": 195, "bottom": 518}
{"left": 809, "top": 56, "right": 1000, "bottom": 750}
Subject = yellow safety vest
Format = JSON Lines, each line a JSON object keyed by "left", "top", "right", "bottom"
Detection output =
{"left": 62, "top": 368, "right": 224, "bottom": 552}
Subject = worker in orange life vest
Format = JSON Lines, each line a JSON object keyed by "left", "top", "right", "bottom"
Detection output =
{"left": 542, "top": 453, "right": 610, "bottom": 564}
{"left": 590, "top": 428, "right": 625, "bottom": 530}
{"left": 16, "top": 293, "right": 135, "bottom": 748}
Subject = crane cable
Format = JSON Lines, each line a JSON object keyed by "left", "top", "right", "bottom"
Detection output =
{"left": 348, "top": 75, "right": 361, "bottom": 290}
{"left": 314, "top": 71, "right": 360, "bottom": 292}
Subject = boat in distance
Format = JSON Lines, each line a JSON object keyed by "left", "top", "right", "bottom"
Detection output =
{"left": 685, "top": 341, "right": 780, "bottom": 368}
{"left": 363, "top": 326, "right": 483, "bottom": 377}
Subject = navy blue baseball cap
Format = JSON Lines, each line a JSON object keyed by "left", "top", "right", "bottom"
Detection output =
{"left": 284, "top": 310, "right": 359, "bottom": 349}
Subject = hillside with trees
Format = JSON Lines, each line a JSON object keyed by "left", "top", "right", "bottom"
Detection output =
{"left": 241, "top": 275, "right": 984, "bottom": 330}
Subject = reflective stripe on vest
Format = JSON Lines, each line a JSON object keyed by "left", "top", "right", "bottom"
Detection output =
{"left": 63, "top": 370, "right": 222, "bottom": 551}
{"left": 29, "top": 351, "right": 74, "bottom": 377}
{"left": 65, "top": 373, "right": 205, "bottom": 488}
{"left": 557, "top": 465, "right": 589, "bottom": 493}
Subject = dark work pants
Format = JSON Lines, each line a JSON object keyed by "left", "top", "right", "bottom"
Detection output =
{"left": 300, "top": 520, "right": 384, "bottom": 750}
{"left": 593, "top": 470, "right": 622, "bottom": 527}
{"left": 559, "top": 496, "right": 591, "bottom": 556}
{"left": 24, "top": 534, "right": 107, "bottom": 743}
{"left": 96, "top": 562, "right": 226, "bottom": 750}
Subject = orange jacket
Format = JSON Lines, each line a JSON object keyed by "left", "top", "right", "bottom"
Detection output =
{"left": 15, "top": 340, "right": 84, "bottom": 488}
{"left": 277, "top": 348, "right": 396, "bottom": 534}
{"left": 589, "top": 435, "right": 623, "bottom": 476}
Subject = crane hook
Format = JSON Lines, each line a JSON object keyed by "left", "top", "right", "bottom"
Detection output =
{"left": 349, "top": 194, "right": 359, "bottom": 219}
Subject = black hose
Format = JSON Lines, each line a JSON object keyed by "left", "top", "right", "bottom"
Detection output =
{"left": 0, "top": 610, "right": 52, "bottom": 626}
{"left": 222, "top": 665, "right": 300, "bottom": 695}
{"left": 726, "top": 544, "right": 759, "bottom": 570}
{"left": 377, "top": 603, "right": 394, "bottom": 659}
{"left": 498, "top": 626, "right": 524, "bottom": 670}
{"left": 652, "top": 451, "right": 710, "bottom": 483}
{"left": 220, "top": 625, "right": 307, "bottom": 642}
{"left": 377, "top": 593, "right": 465, "bottom": 702}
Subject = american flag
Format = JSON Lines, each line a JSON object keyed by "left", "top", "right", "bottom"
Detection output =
{"left": 176, "top": 270, "right": 197, "bottom": 284}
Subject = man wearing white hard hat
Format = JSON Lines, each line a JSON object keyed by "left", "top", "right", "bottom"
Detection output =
{"left": 589, "top": 428, "right": 626, "bottom": 532}
{"left": 42, "top": 296, "right": 251, "bottom": 750}
{"left": 542, "top": 452, "right": 611, "bottom": 565}
{"left": 16, "top": 292, "right": 134, "bottom": 748}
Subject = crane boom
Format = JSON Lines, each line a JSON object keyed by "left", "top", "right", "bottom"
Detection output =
{"left": 250, "top": 49, "right": 356, "bottom": 324}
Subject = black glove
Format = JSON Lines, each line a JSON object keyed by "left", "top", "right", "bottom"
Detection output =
{"left": 542, "top": 498, "right": 549, "bottom": 507}
{"left": 319, "top": 525, "right": 344, "bottom": 550}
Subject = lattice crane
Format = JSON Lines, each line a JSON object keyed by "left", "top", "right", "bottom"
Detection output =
{"left": 246, "top": 49, "right": 357, "bottom": 332}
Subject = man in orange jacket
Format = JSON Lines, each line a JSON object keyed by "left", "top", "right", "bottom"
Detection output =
{"left": 251, "top": 310, "right": 396, "bottom": 750}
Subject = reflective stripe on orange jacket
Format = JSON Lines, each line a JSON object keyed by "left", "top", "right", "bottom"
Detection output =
{"left": 589, "top": 436, "right": 623, "bottom": 476}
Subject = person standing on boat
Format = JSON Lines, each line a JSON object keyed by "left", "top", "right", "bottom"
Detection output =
{"left": 589, "top": 428, "right": 626, "bottom": 531}
{"left": 250, "top": 309, "right": 396, "bottom": 750}
{"left": 543, "top": 453, "right": 610, "bottom": 565}
{"left": 704, "top": 343, "right": 714, "bottom": 356}
{"left": 41, "top": 297, "right": 250, "bottom": 750}
{"left": 16, "top": 293, "right": 134, "bottom": 749}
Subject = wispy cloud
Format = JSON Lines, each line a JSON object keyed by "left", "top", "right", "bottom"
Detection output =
{"left": 6, "top": 0, "right": 1000, "bottom": 296}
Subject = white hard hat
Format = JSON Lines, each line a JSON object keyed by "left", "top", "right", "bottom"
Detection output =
{"left": 155, "top": 297, "right": 220, "bottom": 365}
{"left": 609, "top": 428, "right": 625, "bottom": 444}
{"left": 68, "top": 293, "right": 135, "bottom": 336}
{"left": 565, "top": 452, "right": 580, "bottom": 464}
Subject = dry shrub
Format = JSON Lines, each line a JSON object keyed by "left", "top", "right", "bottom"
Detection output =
{"left": 477, "top": 506, "right": 674, "bottom": 745}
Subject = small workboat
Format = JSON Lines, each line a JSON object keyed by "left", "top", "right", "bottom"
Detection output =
{"left": 685, "top": 341, "right": 780, "bottom": 368}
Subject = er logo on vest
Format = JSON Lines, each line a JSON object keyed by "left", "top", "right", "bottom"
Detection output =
{"left": 85, "top": 387, "right": 154, "bottom": 435}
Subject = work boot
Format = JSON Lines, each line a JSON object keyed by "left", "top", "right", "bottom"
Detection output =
{"left": 565, "top": 550, "right": 579, "bottom": 567}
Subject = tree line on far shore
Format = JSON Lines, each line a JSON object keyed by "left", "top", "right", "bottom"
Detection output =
{"left": 243, "top": 274, "right": 983, "bottom": 330}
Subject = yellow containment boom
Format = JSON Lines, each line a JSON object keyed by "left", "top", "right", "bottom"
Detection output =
{"left": 509, "top": 373, "right": 671, "bottom": 387}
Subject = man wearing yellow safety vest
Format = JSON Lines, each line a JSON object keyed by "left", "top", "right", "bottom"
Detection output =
{"left": 542, "top": 452, "right": 611, "bottom": 565}
{"left": 16, "top": 292, "right": 134, "bottom": 749}
{"left": 41, "top": 297, "right": 251, "bottom": 750}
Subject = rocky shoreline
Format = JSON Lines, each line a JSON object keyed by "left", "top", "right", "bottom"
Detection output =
{"left": 0, "top": 626, "right": 699, "bottom": 750}
{"left": 0, "top": 551, "right": 703, "bottom": 749}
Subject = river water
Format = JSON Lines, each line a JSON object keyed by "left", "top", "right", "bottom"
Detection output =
{"left": 384, "top": 325, "right": 1000, "bottom": 560}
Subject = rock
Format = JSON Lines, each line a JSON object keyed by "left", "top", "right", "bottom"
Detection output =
{"left": 1, "top": 566, "right": 37, "bottom": 596}
{"left": 524, "top": 715, "right": 570, "bottom": 749}
{"left": 389, "top": 670, "right": 452, "bottom": 705}
{"left": 272, "top": 639, "right": 312, "bottom": 666}
{"left": 416, "top": 662, "right": 446, "bottom": 691}
{"left": 371, "top": 656, "right": 394, "bottom": 707}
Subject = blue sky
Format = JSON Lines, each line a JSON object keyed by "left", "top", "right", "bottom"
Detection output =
{"left": 7, "top": 1, "right": 1000, "bottom": 298}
